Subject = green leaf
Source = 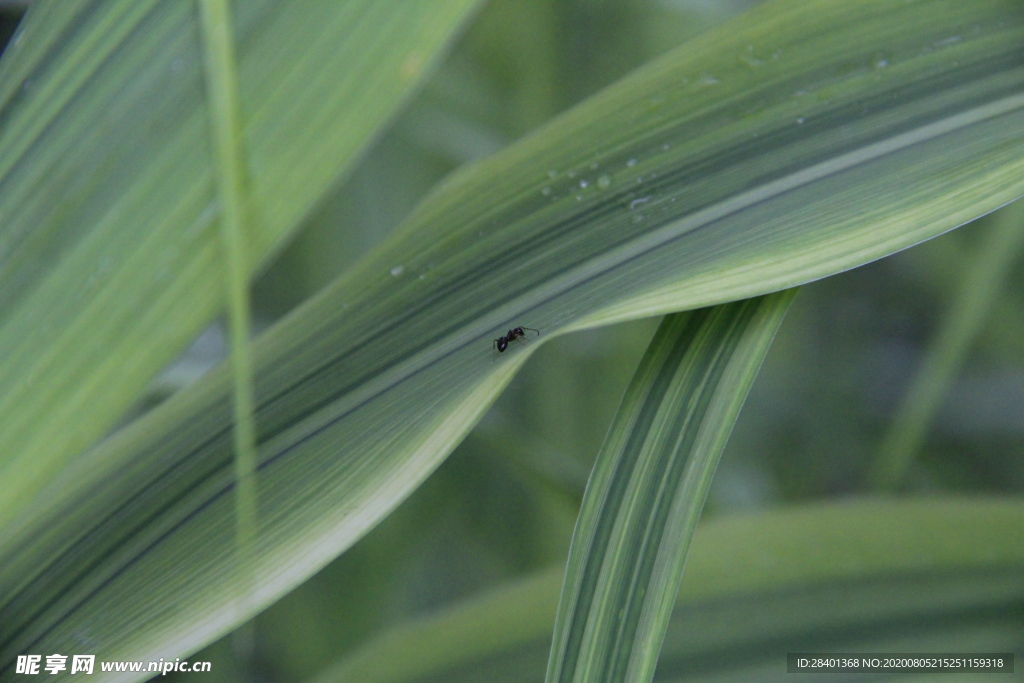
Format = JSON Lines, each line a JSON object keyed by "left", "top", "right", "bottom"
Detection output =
{"left": 316, "top": 498, "right": 1024, "bottom": 683}
{"left": 869, "top": 198, "right": 1024, "bottom": 490}
{"left": 3, "top": 0, "right": 1024, "bottom": 673}
{"left": 547, "top": 293, "right": 793, "bottom": 683}
{"left": 0, "top": 0, "right": 481, "bottom": 523}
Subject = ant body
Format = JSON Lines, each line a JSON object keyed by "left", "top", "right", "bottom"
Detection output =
{"left": 493, "top": 326, "right": 539, "bottom": 353}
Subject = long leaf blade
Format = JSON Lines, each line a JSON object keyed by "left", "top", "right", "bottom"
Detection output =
{"left": 869, "top": 199, "right": 1024, "bottom": 489}
{"left": 547, "top": 293, "right": 793, "bottom": 683}
{"left": 0, "top": 0, "right": 480, "bottom": 523}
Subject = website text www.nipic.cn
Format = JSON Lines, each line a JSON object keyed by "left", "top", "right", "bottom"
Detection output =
{"left": 16, "top": 655, "right": 211, "bottom": 675}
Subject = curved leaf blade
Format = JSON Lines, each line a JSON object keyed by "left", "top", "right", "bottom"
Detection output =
{"left": 547, "top": 293, "right": 793, "bottom": 683}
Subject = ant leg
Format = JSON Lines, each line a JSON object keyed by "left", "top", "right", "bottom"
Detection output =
{"left": 522, "top": 327, "right": 539, "bottom": 337}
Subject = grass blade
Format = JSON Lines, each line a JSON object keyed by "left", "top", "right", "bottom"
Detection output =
{"left": 0, "top": 0, "right": 480, "bottom": 525}
{"left": 547, "top": 293, "right": 793, "bottom": 683}
{"left": 197, "top": 0, "right": 259, "bottom": 657}
{"left": 869, "top": 199, "right": 1024, "bottom": 490}
{"left": 315, "top": 498, "right": 1024, "bottom": 683}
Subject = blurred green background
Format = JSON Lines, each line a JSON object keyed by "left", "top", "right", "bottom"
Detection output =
{"left": 3, "top": 0, "right": 1019, "bottom": 680}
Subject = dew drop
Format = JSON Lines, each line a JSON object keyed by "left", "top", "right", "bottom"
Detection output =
{"left": 579, "top": 179, "right": 589, "bottom": 188}
{"left": 875, "top": 59, "right": 889, "bottom": 69}
{"left": 597, "top": 174, "right": 611, "bottom": 189}
{"left": 796, "top": 117, "right": 805, "bottom": 124}
{"left": 630, "top": 196, "right": 651, "bottom": 210}
{"left": 547, "top": 169, "right": 558, "bottom": 179}
{"left": 390, "top": 265, "right": 404, "bottom": 277}
{"left": 626, "top": 158, "right": 638, "bottom": 167}
{"left": 698, "top": 72, "right": 721, "bottom": 85}
{"left": 541, "top": 186, "right": 552, "bottom": 196}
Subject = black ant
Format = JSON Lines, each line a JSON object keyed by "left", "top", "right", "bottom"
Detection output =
{"left": 493, "top": 326, "right": 539, "bottom": 353}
